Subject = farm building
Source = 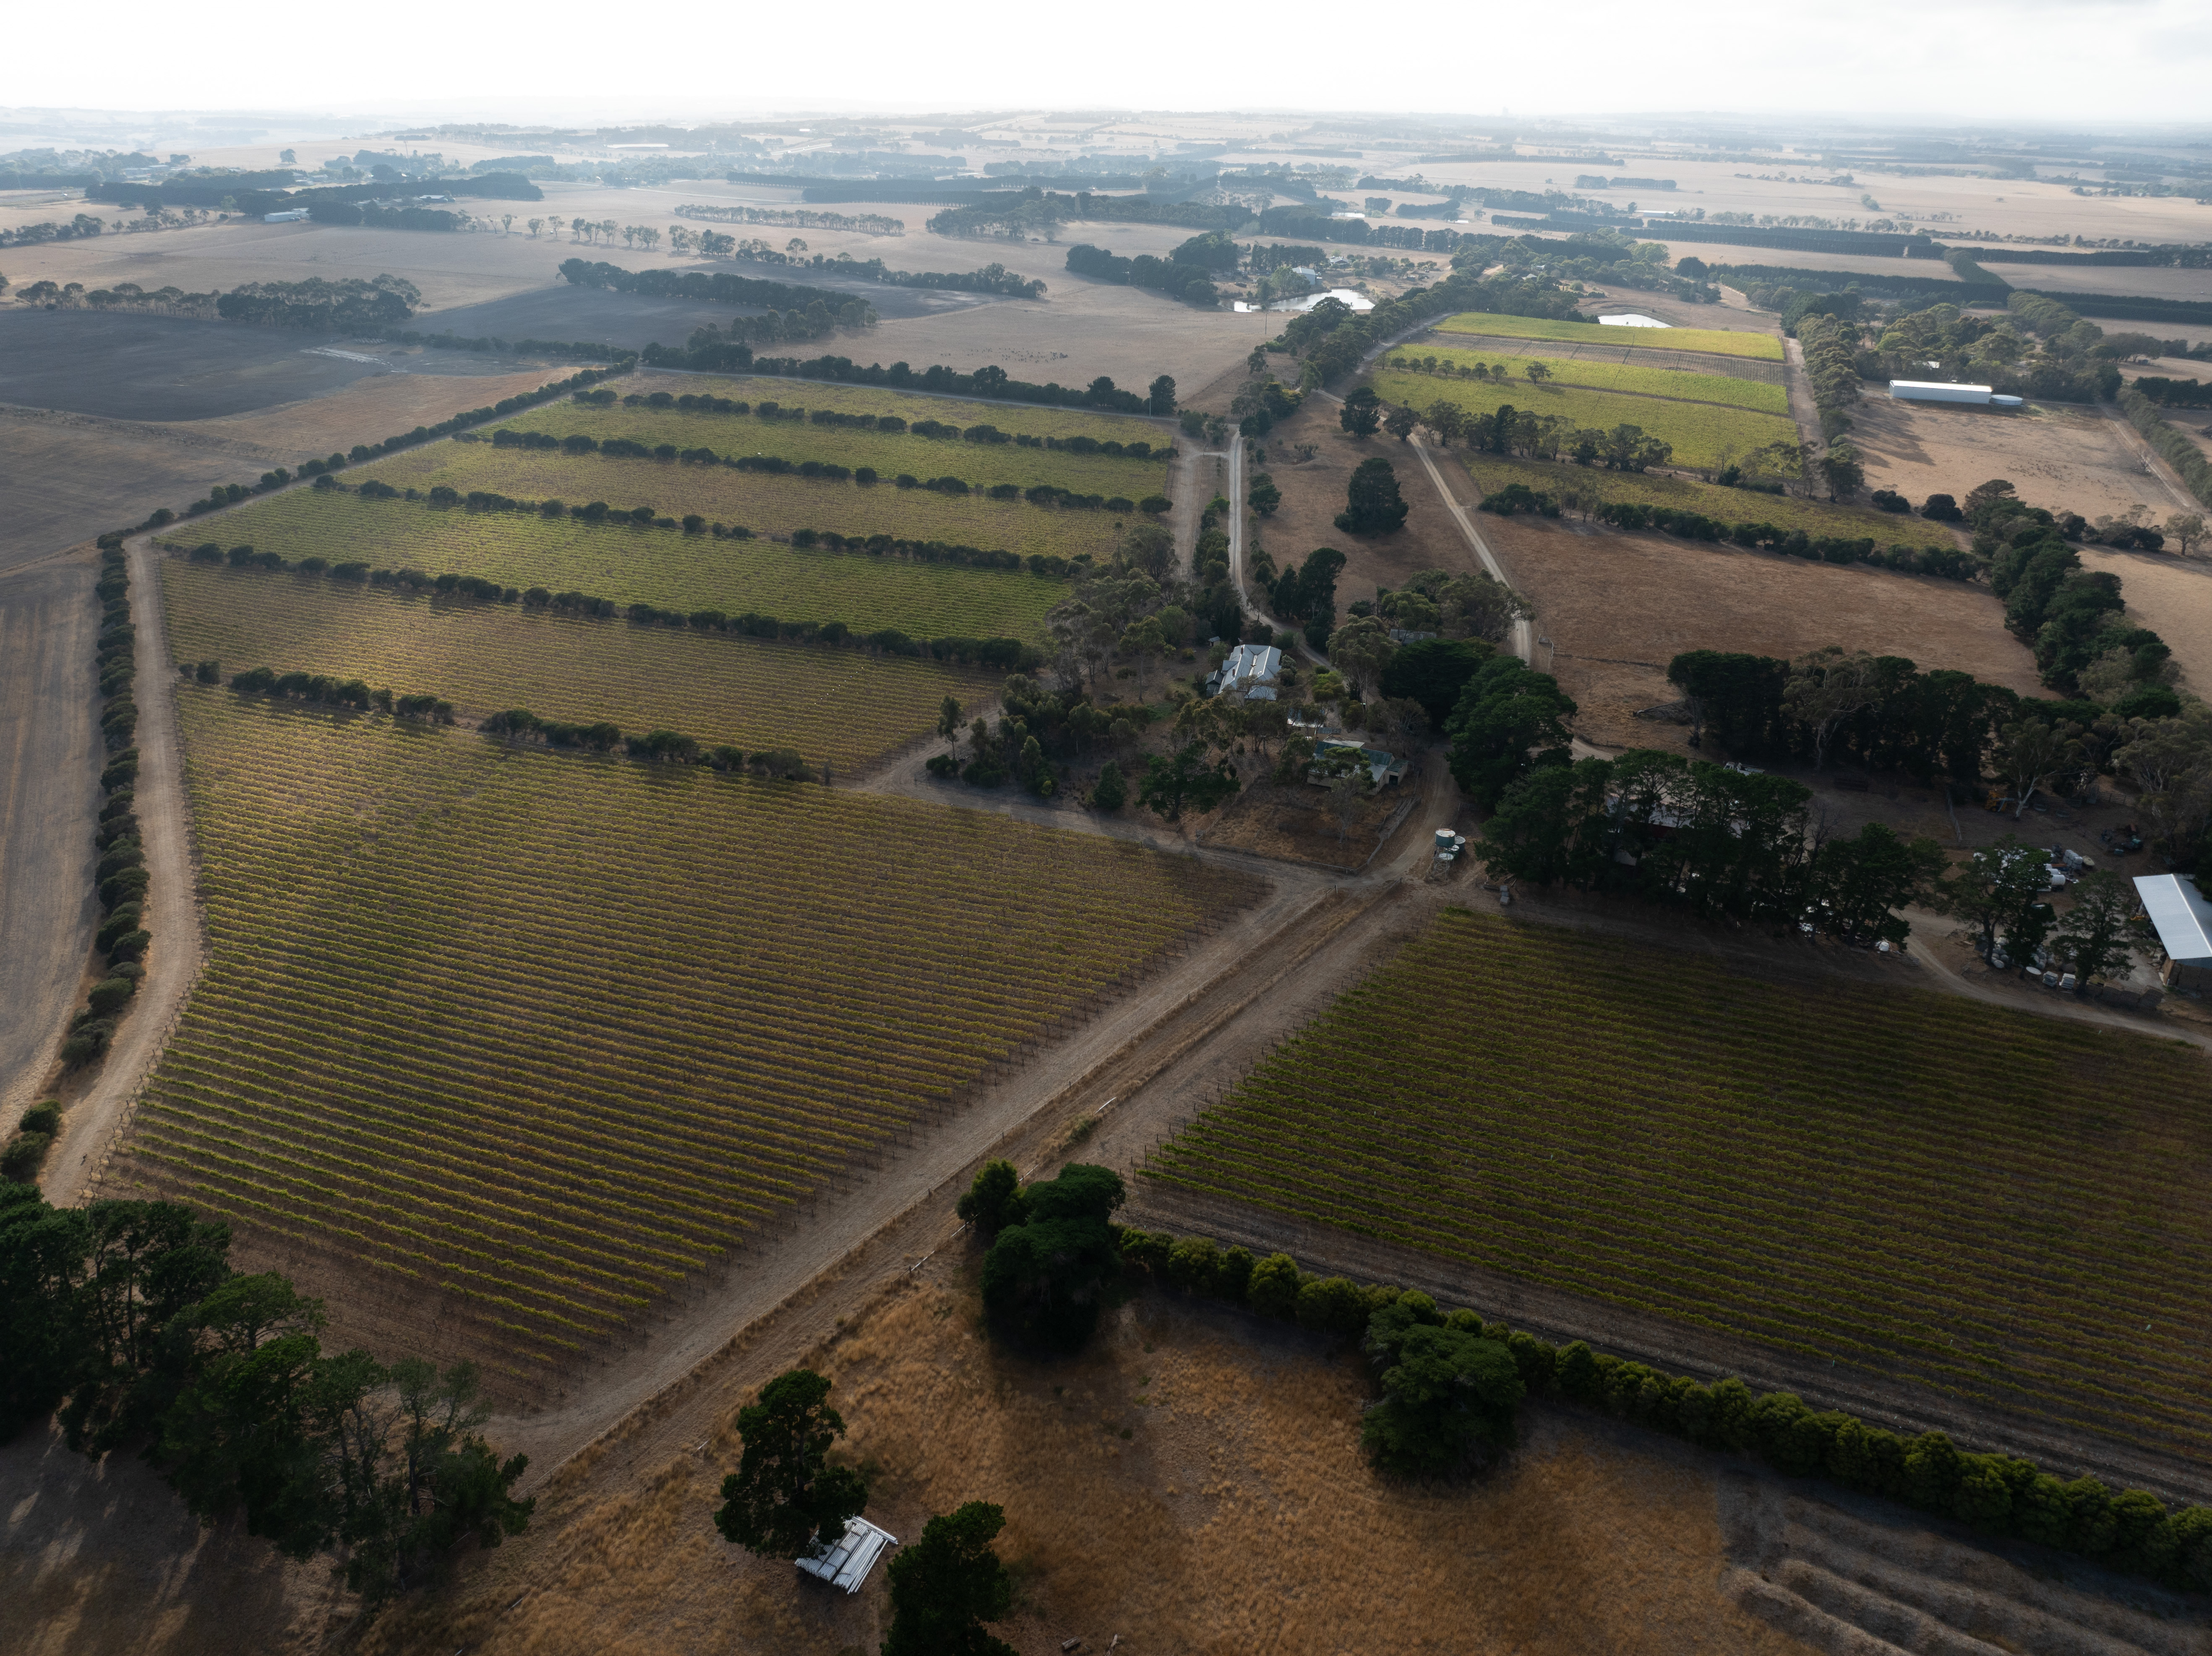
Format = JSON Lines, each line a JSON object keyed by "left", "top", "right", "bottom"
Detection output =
{"left": 1888, "top": 380, "right": 2025, "bottom": 409}
{"left": 262, "top": 209, "right": 309, "bottom": 223}
{"left": 1207, "top": 643, "right": 1282, "bottom": 701}
{"left": 795, "top": 1516, "right": 897, "bottom": 1594}
{"left": 2134, "top": 874, "right": 2212, "bottom": 989}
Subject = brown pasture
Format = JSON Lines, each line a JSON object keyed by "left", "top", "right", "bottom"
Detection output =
{"left": 1852, "top": 396, "right": 2196, "bottom": 526}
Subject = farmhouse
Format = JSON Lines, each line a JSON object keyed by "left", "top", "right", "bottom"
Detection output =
{"left": 1207, "top": 643, "right": 1282, "bottom": 700}
{"left": 1888, "top": 380, "right": 2025, "bottom": 409}
{"left": 2134, "top": 874, "right": 2212, "bottom": 989}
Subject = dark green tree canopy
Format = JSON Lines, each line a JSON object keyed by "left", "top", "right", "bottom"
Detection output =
{"left": 980, "top": 1164, "right": 1125, "bottom": 1354}
{"left": 714, "top": 1367, "right": 869, "bottom": 1560}
{"left": 1446, "top": 654, "right": 1577, "bottom": 808}
{"left": 882, "top": 1501, "right": 1017, "bottom": 1656}
{"left": 1381, "top": 637, "right": 1491, "bottom": 728}
{"left": 1336, "top": 457, "right": 1409, "bottom": 535}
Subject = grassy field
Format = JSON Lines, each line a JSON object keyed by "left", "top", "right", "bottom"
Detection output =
{"left": 1435, "top": 311, "right": 1784, "bottom": 361}
{"left": 1380, "top": 347, "right": 1789, "bottom": 414}
{"left": 160, "top": 558, "right": 995, "bottom": 770}
{"left": 173, "top": 490, "right": 1062, "bottom": 640}
{"left": 1463, "top": 455, "right": 1961, "bottom": 551}
{"left": 1370, "top": 370, "right": 1799, "bottom": 471}
{"left": 1145, "top": 908, "right": 2212, "bottom": 1456}
{"left": 513, "top": 402, "right": 1172, "bottom": 498}
{"left": 353, "top": 444, "right": 1129, "bottom": 565}
{"left": 126, "top": 694, "right": 1262, "bottom": 1371}
{"left": 647, "top": 373, "right": 1173, "bottom": 446}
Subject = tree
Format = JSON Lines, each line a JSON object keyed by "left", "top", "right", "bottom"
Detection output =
{"left": 713, "top": 1369, "right": 869, "bottom": 1560}
{"left": 1247, "top": 473, "right": 1281, "bottom": 516}
{"left": 2164, "top": 512, "right": 2205, "bottom": 556}
{"left": 1135, "top": 742, "right": 1239, "bottom": 820}
{"left": 1819, "top": 443, "right": 1865, "bottom": 500}
{"left": 1996, "top": 717, "right": 2085, "bottom": 818}
{"left": 936, "top": 695, "right": 963, "bottom": 740}
{"left": 2054, "top": 870, "right": 2139, "bottom": 989}
{"left": 1090, "top": 759, "right": 1127, "bottom": 811}
{"left": 1782, "top": 647, "right": 1882, "bottom": 771}
{"left": 1524, "top": 361, "right": 1552, "bottom": 386}
{"left": 1323, "top": 755, "right": 1370, "bottom": 845}
{"left": 1335, "top": 458, "right": 1409, "bottom": 536}
{"left": 1382, "top": 638, "right": 1489, "bottom": 728}
{"left": 1247, "top": 346, "right": 1268, "bottom": 374}
{"left": 882, "top": 1502, "right": 1017, "bottom": 1656}
{"left": 1446, "top": 656, "right": 1577, "bottom": 808}
{"left": 0, "top": 1183, "right": 90, "bottom": 1442}
{"left": 1808, "top": 823, "right": 1945, "bottom": 946}
{"left": 1937, "top": 836, "right": 2061, "bottom": 966}
{"left": 1326, "top": 616, "right": 1396, "bottom": 700}
{"left": 1359, "top": 1296, "right": 1523, "bottom": 1477}
{"left": 1119, "top": 616, "right": 1166, "bottom": 693}
{"left": 1338, "top": 386, "right": 1382, "bottom": 438}
{"left": 981, "top": 1165, "right": 1125, "bottom": 1353}
{"left": 955, "top": 1161, "right": 1027, "bottom": 1235}
{"left": 1426, "top": 401, "right": 1466, "bottom": 448}
{"left": 1384, "top": 405, "right": 1419, "bottom": 442}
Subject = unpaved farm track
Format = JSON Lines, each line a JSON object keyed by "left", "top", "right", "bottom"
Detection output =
{"left": 42, "top": 534, "right": 209, "bottom": 1207}
{"left": 0, "top": 556, "right": 99, "bottom": 1128}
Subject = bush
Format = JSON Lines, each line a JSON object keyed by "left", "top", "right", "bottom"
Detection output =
{"left": 1294, "top": 1275, "right": 1370, "bottom": 1339}
{"left": 20, "top": 1101, "right": 60, "bottom": 1137}
{"left": 955, "top": 1159, "right": 1026, "bottom": 1235}
{"left": 1090, "top": 760, "right": 1127, "bottom": 811}
{"left": 86, "top": 977, "right": 137, "bottom": 1015}
{"left": 1139, "top": 494, "right": 1172, "bottom": 515}
{"left": 106, "top": 930, "right": 152, "bottom": 963}
{"left": 1246, "top": 1252, "right": 1302, "bottom": 1319}
{"left": 1165, "top": 1235, "right": 1222, "bottom": 1295}
{"left": 0, "top": 1134, "right": 52, "bottom": 1180}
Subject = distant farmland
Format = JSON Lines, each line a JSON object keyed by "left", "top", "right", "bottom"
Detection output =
{"left": 1380, "top": 347, "right": 1789, "bottom": 415}
{"left": 161, "top": 557, "right": 996, "bottom": 771}
{"left": 1146, "top": 908, "right": 2212, "bottom": 1458}
{"left": 173, "top": 490, "right": 1064, "bottom": 640}
{"left": 125, "top": 695, "right": 1263, "bottom": 1374}
{"left": 1368, "top": 369, "right": 1799, "bottom": 471}
{"left": 1434, "top": 311, "right": 1785, "bottom": 361}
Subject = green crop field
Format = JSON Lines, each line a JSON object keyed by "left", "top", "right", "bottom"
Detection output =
{"left": 1369, "top": 370, "right": 1798, "bottom": 471}
{"left": 644, "top": 374, "right": 1172, "bottom": 446}
{"left": 353, "top": 444, "right": 1127, "bottom": 566}
{"left": 128, "top": 693, "right": 1263, "bottom": 1370}
{"left": 1146, "top": 909, "right": 2212, "bottom": 1456}
{"left": 1463, "top": 456, "right": 1960, "bottom": 552}
{"left": 161, "top": 558, "right": 996, "bottom": 771}
{"left": 512, "top": 400, "right": 1172, "bottom": 498}
{"left": 1434, "top": 311, "right": 1785, "bottom": 360}
{"left": 1380, "top": 346, "right": 1789, "bottom": 414}
{"left": 178, "top": 490, "right": 1062, "bottom": 641}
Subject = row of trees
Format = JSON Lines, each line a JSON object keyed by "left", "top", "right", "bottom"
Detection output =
{"left": 0, "top": 1185, "right": 532, "bottom": 1611}
{"left": 1064, "top": 242, "right": 1221, "bottom": 307}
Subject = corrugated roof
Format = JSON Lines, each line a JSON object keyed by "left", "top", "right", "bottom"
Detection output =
{"left": 2135, "top": 875, "right": 2212, "bottom": 962}
{"left": 795, "top": 1517, "right": 897, "bottom": 1594}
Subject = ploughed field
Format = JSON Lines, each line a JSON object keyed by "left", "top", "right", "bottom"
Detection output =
{"left": 1369, "top": 369, "right": 1799, "bottom": 471}
{"left": 1380, "top": 346, "right": 1790, "bottom": 414}
{"left": 160, "top": 557, "right": 995, "bottom": 771}
{"left": 1435, "top": 310, "right": 1786, "bottom": 361}
{"left": 1145, "top": 908, "right": 2212, "bottom": 1458}
{"left": 123, "top": 694, "right": 1262, "bottom": 1372}
{"left": 1463, "top": 455, "right": 1962, "bottom": 553}
{"left": 352, "top": 444, "right": 1131, "bottom": 568}
{"left": 170, "top": 489, "right": 1063, "bottom": 641}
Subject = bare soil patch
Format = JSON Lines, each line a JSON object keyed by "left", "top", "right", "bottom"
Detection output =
{"left": 2079, "top": 547, "right": 2212, "bottom": 690}
{"left": 1255, "top": 398, "right": 1478, "bottom": 607}
{"left": 1852, "top": 395, "right": 2190, "bottom": 523}
{"left": 1200, "top": 774, "right": 1419, "bottom": 869}
{"left": 1477, "top": 513, "right": 2043, "bottom": 750}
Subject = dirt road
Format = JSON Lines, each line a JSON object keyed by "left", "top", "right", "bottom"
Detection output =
{"left": 1406, "top": 431, "right": 1533, "bottom": 662}
{"left": 0, "top": 557, "right": 99, "bottom": 1128}
{"left": 40, "top": 534, "right": 208, "bottom": 1207}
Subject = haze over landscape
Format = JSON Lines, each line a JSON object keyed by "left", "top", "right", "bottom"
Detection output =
{"left": 5, "top": 71, "right": 2212, "bottom": 1656}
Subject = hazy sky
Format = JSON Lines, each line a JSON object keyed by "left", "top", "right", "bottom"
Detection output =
{"left": 18, "top": 0, "right": 2212, "bottom": 128}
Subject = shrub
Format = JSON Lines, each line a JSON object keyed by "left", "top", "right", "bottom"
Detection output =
{"left": 0, "top": 1134, "right": 52, "bottom": 1180}
{"left": 106, "top": 930, "right": 152, "bottom": 963}
{"left": 1090, "top": 760, "right": 1127, "bottom": 811}
{"left": 86, "top": 977, "right": 138, "bottom": 1015}
{"left": 955, "top": 1159, "right": 1027, "bottom": 1235}
{"left": 1294, "top": 1274, "right": 1370, "bottom": 1339}
{"left": 1246, "top": 1252, "right": 1302, "bottom": 1319}
{"left": 19, "top": 1101, "right": 60, "bottom": 1137}
{"left": 1165, "top": 1234, "right": 1222, "bottom": 1295}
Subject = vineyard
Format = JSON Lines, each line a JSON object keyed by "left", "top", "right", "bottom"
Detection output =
{"left": 177, "top": 490, "right": 1062, "bottom": 640}
{"left": 1368, "top": 370, "right": 1798, "bottom": 471}
{"left": 123, "top": 695, "right": 1263, "bottom": 1374}
{"left": 1145, "top": 909, "right": 2212, "bottom": 1457}
{"left": 1434, "top": 311, "right": 1785, "bottom": 361}
{"left": 1380, "top": 347, "right": 1789, "bottom": 414}
{"left": 352, "top": 445, "right": 1129, "bottom": 566}
{"left": 647, "top": 373, "right": 1168, "bottom": 445}
{"left": 1463, "top": 455, "right": 1954, "bottom": 551}
{"left": 512, "top": 402, "right": 1172, "bottom": 498}
{"left": 160, "top": 558, "right": 996, "bottom": 771}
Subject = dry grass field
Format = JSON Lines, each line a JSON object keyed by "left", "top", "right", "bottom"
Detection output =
{"left": 1478, "top": 510, "right": 2043, "bottom": 749}
{"left": 1852, "top": 396, "right": 2195, "bottom": 523}
{"left": 2078, "top": 548, "right": 2212, "bottom": 690}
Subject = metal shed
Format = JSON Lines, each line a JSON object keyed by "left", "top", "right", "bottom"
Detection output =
{"left": 1888, "top": 380, "right": 2025, "bottom": 409}
{"left": 795, "top": 1516, "right": 898, "bottom": 1594}
{"left": 2135, "top": 874, "right": 2212, "bottom": 989}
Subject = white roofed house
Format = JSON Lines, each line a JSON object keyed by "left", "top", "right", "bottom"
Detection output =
{"left": 1207, "top": 643, "right": 1283, "bottom": 701}
{"left": 2135, "top": 874, "right": 2212, "bottom": 990}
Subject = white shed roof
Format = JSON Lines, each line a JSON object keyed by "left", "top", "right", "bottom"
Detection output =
{"left": 796, "top": 1517, "right": 897, "bottom": 1594}
{"left": 2136, "top": 875, "right": 2212, "bottom": 963}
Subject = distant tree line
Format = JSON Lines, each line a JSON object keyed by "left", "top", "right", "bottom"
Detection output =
{"left": 0, "top": 1185, "right": 532, "bottom": 1612}
{"left": 88, "top": 172, "right": 540, "bottom": 218}
{"left": 927, "top": 187, "right": 1249, "bottom": 240}
{"left": 541, "top": 387, "right": 1166, "bottom": 458}
{"left": 674, "top": 202, "right": 904, "bottom": 236}
{"left": 634, "top": 345, "right": 1178, "bottom": 419}
{"left": 1271, "top": 267, "right": 1581, "bottom": 388}
{"left": 214, "top": 275, "right": 420, "bottom": 330}
{"left": 1064, "top": 243, "right": 1221, "bottom": 307}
